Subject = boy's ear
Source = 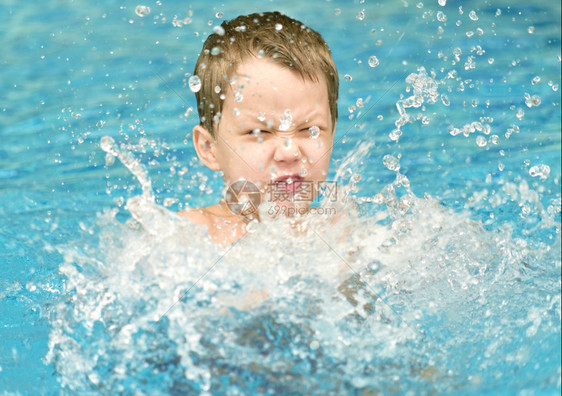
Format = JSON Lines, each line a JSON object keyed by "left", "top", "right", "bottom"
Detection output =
{"left": 193, "top": 125, "right": 220, "bottom": 171}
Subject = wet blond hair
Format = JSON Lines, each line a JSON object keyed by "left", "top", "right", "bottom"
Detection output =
{"left": 193, "top": 11, "right": 338, "bottom": 137}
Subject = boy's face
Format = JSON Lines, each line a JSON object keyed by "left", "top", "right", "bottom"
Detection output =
{"left": 203, "top": 58, "right": 335, "bottom": 212}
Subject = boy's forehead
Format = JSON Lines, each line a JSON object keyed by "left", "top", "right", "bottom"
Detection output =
{"left": 230, "top": 59, "right": 281, "bottom": 88}
{"left": 222, "top": 58, "right": 331, "bottom": 128}
{"left": 229, "top": 58, "right": 323, "bottom": 96}
{"left": 231, "top": 71, "right": 280, "bottom": 91}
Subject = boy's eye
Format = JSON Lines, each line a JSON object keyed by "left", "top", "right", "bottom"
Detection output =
{"left": 249, "top": 129, "right": 271, "bottom": 136}
{"left": 307, "top": 125, "right": 321, "bottom": 138}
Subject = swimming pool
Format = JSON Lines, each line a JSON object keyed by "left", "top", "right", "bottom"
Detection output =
{"left": 1, "top": 0, "right": 560, "bottom": 394}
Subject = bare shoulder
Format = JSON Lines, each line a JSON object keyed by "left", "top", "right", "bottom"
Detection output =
{"left": 178, "top": 204, "right": 247, "bottom": 245}
{"left": 177, "top": 207, "right": 209, "bottom": 226}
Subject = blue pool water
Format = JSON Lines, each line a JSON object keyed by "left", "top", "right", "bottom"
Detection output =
{"left": 1, "top": 0, "right": 560, "bottom": 394}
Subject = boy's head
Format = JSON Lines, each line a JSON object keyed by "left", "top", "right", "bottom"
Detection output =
{"left": 193, "top": 11, "right": 338, "bottom": 137}
{"left": 191, "top": 12, "right": 339, "bottom": 214}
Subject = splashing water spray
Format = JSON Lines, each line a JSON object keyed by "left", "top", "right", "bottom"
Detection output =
{"left": 100, "top": 135, "right": 154, "bottom": 202}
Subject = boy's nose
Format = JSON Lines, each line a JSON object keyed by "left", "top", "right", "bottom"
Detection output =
{"left": 273, "top": 137, "right": 302, "bottom": 164}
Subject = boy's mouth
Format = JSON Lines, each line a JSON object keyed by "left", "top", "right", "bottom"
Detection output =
{"left": 272, "top": 174, "right": 304, "bottom": 193}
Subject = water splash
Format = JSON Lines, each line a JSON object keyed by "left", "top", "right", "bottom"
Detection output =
{"left": 390, "top": 66, "right": 440, "bottom": 142}
{"left": 47, "top": 153, "right": 561, "bottom": 393}
{"left": 100, "top": 136, "right": 153, "bottom": 202}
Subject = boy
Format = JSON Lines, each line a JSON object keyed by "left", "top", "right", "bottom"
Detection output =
{"left": 179, "top": 11, "right": 339, "bottom": 245}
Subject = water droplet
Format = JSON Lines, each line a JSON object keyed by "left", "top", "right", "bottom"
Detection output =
{"left": 437, "top": 11, "right": 447, "bottom": 22}
{"left": 344, "top": 74, "right": 352, "bottom": 82}
{"left": 516, "top": 108, "right": 525, "bottom": 119}
{"left": 100, "top": 135, "right": 116, "bottom": 153}
{"left": 529, "top": 164, "right": 550, "bottom": 181}
{"left": 135, "top": 5, "right": 151, "bottom": 17}
{"left": 438, "top": 0, "right": 447, "bottom": 6}
{"left": 356, "top": 98, "right": 364, "bottom": 108}
{"left": 282, "top": 138, "right": 293, "bottom": 150}
{"left": 257, "top": 112, "right": 266, "bottom": 122}
{"left": 495, "top": 9, "right": 502, "bottom": 16}
{"left": 531, "top": 76, "right": 540, "bottom": 85}
{"left": 188, "top": 75, "right": 201, "bottom": 92}
{"left": 309, "top": 126, "right": 320, "bottom": 139}
{"left": 389, "top": 128, "right": 402, "bottom": 141}
{"left": 211, "top": 46, "right": 221, "bottom": 56}
{"left": 416, "top": 2, "right": 424, "bottom": 9}
{"left": 368, "top": 56, "right": 380, "bottom": 68}
{"left": 163, "top": 197, "right": 179, "bottom": 207}
{"left": 214, "top": 85, "right": 221, "bottom": 94}
{"left": 527, "top": 26, "right": 535, "bottom": 34}
{"left": 490, "top": 134, "right": 500, "bottom": 145}
{"left": 466, "top": 31, "right": 474, "bottom": 38}
{"left": 279, "top": 109, "right": 292, "bottom": 131}
{"left": 469, "top": 10, "right": 478, "bottom": 21}
{"left": 356, "top": 9, "right": 365, "bottom": 21}
{"left": 245, "top": 218, "right": 259, "bottom": 233}
{"left": 275, "top": 23, "right": 283, "bottom": 31}
{"left": 234, "top": 91, "right": 243, "bottom": 103}
{"left": 334, "top": 8, "right": 341, "bottom": 16}
{"left": 213, "top": 25, "right": 225, "bottom": 36}
{"left": 440, "top": 94, "right": 450, "bottom": 106}
{"left": 383, "top": 154, "right": 401, "bottom": 171}
{"left": 524, "top": 93, "right": 541, "bottom": 107}
{"left": 215, "top": 12, "right": 223, "bottom": 18}
{"left": 476, "top": 135, "right": 487, "bottom": 147}
{"left": 105, "top": 153, "right": 115, "bottom": 166}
